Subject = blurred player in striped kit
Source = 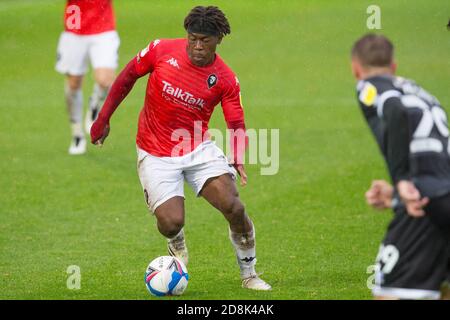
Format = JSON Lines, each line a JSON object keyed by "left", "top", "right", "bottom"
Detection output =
{"left": 352, "top": 34, "right": 450, "bottom": 300}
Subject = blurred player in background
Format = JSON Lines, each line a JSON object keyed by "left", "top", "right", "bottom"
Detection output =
{"left": 352, "top": 34, "right": 450, "bottom": 299}
{"left": 90, "top": 6, "right": 271, "bottom": 290}
{"left": 56, "top": 0, "right": 119, "bottom": 155}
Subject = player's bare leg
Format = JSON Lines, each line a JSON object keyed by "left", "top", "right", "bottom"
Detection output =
{"left": 65, "top": 74, "right": 86, "bottom": 155}
{"left": 153, "top": 196, "right": 189, "bottom": 266}
{"left": 85, "top": 68, "right": 115, "bottom": 134}
{"left": 200, "top": 174, "right": 271, "bottom": 291}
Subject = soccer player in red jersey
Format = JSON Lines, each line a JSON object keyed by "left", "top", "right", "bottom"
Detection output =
{"left": 56, "top": 0, "right": 120, "bottom": 155}
{"left": 91, "top": 6, "right": 271, "bottom": 291}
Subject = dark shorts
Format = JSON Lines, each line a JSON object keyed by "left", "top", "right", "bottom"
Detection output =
{"left": 427, "top": 193, "right": 450, "bottom": 286}
{"left": 372, "top": 193, "right": 450, "bottom": 299}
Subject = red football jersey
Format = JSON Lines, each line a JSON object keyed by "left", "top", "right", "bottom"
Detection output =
{"left": 133, "top": 38, "right": 245, "bottom": 157}
{"left": 64, "top": 0, "right": 115, "bottom": 35}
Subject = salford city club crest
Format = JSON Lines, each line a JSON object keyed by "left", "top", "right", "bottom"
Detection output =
{"left": 207, "top": 74, "right": 218, "bottom": 89}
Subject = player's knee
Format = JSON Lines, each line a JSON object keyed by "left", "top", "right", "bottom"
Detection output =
{"left": 96, "top": 78, "right": 113, "bottom": 90}
{"left": 158, "top": 214, "right": 184, "bottom": 237}
{"left": 223, "top": 198, "right": 246, "bottom": 223}
{"left": 66, "top": 76, "right": 83, "bottom": 91}
{"left": 94, "top": 70, "right": 115, "bottom": 88}
{"left": 233, "top": 200, "right": 245, "bottom": 217}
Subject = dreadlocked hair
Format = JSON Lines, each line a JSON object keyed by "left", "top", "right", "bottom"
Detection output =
{"left": 184, "top": 6, "right": 231, "bottom": 38}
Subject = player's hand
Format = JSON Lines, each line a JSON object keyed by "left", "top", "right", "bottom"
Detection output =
{"left": 232, "top": 163, "right": 247, "bottom": 186}
{"left": 90, "top": 117, "right": 110, "bottom": 146}
{"left": 397, "top": 180, "right": 429, "bottom": 217}
{"left": 365, "top": 180, "right": 394, "bottom": 210}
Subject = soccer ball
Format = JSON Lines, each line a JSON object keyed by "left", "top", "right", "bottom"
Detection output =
{"left": 144, "top": 256, "right": 189, "bottom": 297}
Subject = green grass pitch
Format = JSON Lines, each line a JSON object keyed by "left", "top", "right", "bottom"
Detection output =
{"left": 0, "top": 0, "right": 449, "bottom": 299}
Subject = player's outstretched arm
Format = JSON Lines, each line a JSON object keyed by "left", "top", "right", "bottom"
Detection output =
{"left": 221, "top": 77, "right": 248, "bottom": 186}
{"left": 227, "top": 121, "right": 248, "bottom": 186}
{"left": 90, "top": 59, "right": 141, "bottom": 146}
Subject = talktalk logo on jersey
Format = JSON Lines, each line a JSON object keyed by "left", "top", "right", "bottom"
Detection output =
{"left": 162, "top": 80, "right": 205, "bottom": 108}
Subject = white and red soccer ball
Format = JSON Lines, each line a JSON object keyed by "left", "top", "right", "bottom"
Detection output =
{"left": 144, "top": 256, "right": 189, "bottom": 297}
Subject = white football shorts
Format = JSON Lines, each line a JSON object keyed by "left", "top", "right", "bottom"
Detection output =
{"left": 137, "top": 140, "right": 237, "bottom": 213}
{"left": 55, "top": 30, "right": 120, "bottom": 76}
